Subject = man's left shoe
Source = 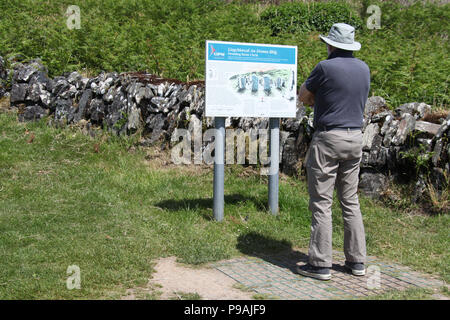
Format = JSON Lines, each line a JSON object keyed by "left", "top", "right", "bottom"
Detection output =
{"left": 344, "top": 261, "right": 366, "bottom": 276}
{"left": 296, "top": 264, "right": 331, "bottom": 281}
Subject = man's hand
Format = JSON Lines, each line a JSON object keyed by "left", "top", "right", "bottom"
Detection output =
{"left": 299, "top": 82, "right": 315, "bottom": 107}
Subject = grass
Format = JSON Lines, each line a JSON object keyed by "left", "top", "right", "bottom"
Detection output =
{"left": 363, "top": 287, "right": 444, "bottom": 300}
{"left": 0, "top": 110, "right": 448, "bottom": 299}
{"left": 170, "top": 292, "right": 202, "bottom": 300}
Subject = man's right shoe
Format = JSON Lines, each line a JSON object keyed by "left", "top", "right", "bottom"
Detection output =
{"left": 296, "top": 263, "right": 331, "bottom": 281}
{"left": 344, "top": 261, "right": 366, "bottom": 276}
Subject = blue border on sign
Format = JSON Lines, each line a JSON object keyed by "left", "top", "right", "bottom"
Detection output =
{"left": 207, "top": 42, "right": 295, "bottom": 65}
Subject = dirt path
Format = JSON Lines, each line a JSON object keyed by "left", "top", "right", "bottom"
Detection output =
{"left": 122, "top": 256, "right": 254, "bottom": 300}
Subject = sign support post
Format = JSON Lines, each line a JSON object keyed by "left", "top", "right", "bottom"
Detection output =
{"left": 268, "top": 117, "right": 280, "bottom": 215}
{"left": 213, "top": 116, "right": 225, "bottom": 221}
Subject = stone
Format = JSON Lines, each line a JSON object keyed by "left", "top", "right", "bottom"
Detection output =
{"left": 52, "top": 78, "right": 70, "bottom": 96}
{"left": 392, "top": 113, "right": 415, "bottom": 146}
{"left": 76, "top": 77, "right": 90, "bottom": 91}
{"left": 26, "top": 83, "right": 43, "bottom": 102}
{"left": 435, "top": 115, "right": 450, "bottom": 139}
{"left": 127, "top": 103, "right": 141, "bottom": 131}
{"left": 135, "top": 86, "right": 147, "bottom": 105}
{"left": 307, "top": 112, "right": 314, "bottom": 130}
{"left": 90, "top": 81, "right": 99, "bottom": 92}
{"left": 371, "top": 110, "right": 393, "bottom": 123}
{"left": 279, "top": 131, "right": 291, "bottom": 159}
{"left": 178, "top": 88, "right": 193, "bottom": 105}
{"left": 151, "top": 96, "right": 170, "bottom": 111}
{"left": 383, "top": 119, "right": 398, "bottom": 147}
{"left": 430, "top": 167, "right": 447, "bottom": 192}
{"left": 96, "top": 77, "right": 115, "bottom": 95}
{"left": 364, "top": 96, "right": 387, "bottom": 118}
{"left": 361, "top": 152, "right": 371, "bottom": 167}
{"left": 295, "top": 125, "right": 311, "bottom": 160}
{"left": 238, "top": 118, "right": 253, "bottom": 131}
{"left": 147, "top": 83, "right": 158, "bottom": 96}
{"left": 362, "top": 117, "right": 370, "bottom": 133}
{"left": 127, "top": 81, "right": 142, "bottom": 98}
{"left": 188, "top": 113, "right": 202, "bottom": 133}
{"left": 54, "top": 99, "right": 73, "bottom": 122}
{"left": 164, "top": 83, "right": 175, "bottom": 97}
{"left": 18, "top": 105, "right": 48, "bottom": 122}
{"left": 105, "top": 91, "right": 127, "bottom": 128}
{"left": 169, "top": 84, "right": 181, "bottom": 98}
{"left": 73, "top": 89, "right": 92, "bottom": 122}
{"left": 358, "top": 170, "right": 388, "bottom": 199}
{"left": 10, "top": 83, "right": 28, "bottom": 103}
{"left": 380, "top": 114, "right": 393, "bottom": 135}
{"left": 88, "top": 99, "right": 106, "bottom": 123}
{"left": 412, "top": 175, "right": 427, "bottom": 203}
{"left": 368, "top": 135, "right": 387, "bottom": 168}
{"left": 254, "top": 118, "right": 268, "bottom": 130}
{"left": 193, "top": 97, "right": 205, "bottom": 116}
{"left": 283, "top": 118, "right": 301, "bottom": 132}
{"left": 29, "top": 71, "right": 52, "bottom": 91}
{"left": 432, "top": 139, "right": 444, "bottom": 167}
{"left": 362, "top": 123, "right": 380, "bottom": 151}
{"left": 225, "top": 117, "right": 232, "bottom": 128}
{"left": 146, "top": 113, "right": 167, "bottom": 143}
{"left": 13, "top": 60, "right": 46, "bottom": 83}
{"left": 38, "top": 90, "right": 52, "bottom": 109}
{"left": 144, "top": 85, "right": 154, "bottom": 99}
{"left": 67, "top": 71, "right": 82, "bottom": 84}
{"left": 387, "top": 146, "right": 402, "bottom": 171}
{"left": 157, "top": 83, "right": 166, "bottom": 97}
{"left": 395, "top": 102, "right": 431, "bottom": 120}
{"left": 281, "top": 136, "right": 299, "bottom": 176}
{"left": 165, "top": 111, "right": 179, "bottom": 134}
{"left": 0, "top": 56, "right": 6, "bottom": 80}
{"left": 59, "top": 85, "right": 77, "bottom": 100}
{"left": 415, "top": 121, "right": 441, "bottom": 136}
{"left": 103, "top": 86, "right": 116, "bottom": 103}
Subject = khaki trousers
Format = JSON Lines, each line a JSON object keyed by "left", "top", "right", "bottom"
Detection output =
{"left": 305, "top": 129, "right": 366, "bottom": 268}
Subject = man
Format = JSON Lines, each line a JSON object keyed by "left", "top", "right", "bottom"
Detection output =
{"left": 297, "top": 23, "right": 370, "bottom": 281}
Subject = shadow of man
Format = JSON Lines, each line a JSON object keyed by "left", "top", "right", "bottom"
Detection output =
{"left": 236, "top": 232, "right": 309, "bottom": 274}
{"left": 236, "top": 232, "right": 348, "bottom": 274}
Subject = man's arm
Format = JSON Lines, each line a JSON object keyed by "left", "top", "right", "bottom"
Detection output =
{"left": 298, "top": 82, "right": 315, "bottom": 107}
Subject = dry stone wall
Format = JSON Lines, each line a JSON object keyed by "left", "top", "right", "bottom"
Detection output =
{"left": 1, "top": 58, "right": 448, "bottom": 201}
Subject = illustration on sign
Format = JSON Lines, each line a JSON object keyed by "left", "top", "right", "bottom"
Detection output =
{"left": 228, "top": 69, "right": 296, "bottom": 101}
{"left": 205, "top": 41, "right": 297, "bottom": 118}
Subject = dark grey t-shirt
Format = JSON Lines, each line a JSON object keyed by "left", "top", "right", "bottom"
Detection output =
{"left": 305, "top": 49, "right": 370, "bottom": 129}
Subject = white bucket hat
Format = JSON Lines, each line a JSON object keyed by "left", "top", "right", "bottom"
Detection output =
{"left": 319, "top": 23, "right": 361, "bottom": 51}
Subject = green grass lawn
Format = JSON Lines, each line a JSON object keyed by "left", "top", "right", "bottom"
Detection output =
{"left": 0, "top": 0, "right": 448, "bottom": 108}
{"left": 0, "top": 111, "right": 448, "bottom": 299}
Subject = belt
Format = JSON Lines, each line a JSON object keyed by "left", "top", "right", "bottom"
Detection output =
{"left": 315, "top": 125, "right": 361, "bottom": 132}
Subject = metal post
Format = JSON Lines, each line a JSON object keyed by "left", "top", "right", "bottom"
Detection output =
{"left": 268, "top": 118, "right": 279, "bottom": 215}
{"left": 213, "top": 117, "right": 225, "bottom": 221}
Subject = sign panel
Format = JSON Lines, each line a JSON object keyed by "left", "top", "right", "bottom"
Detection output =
{"left": 205, "top": 40, "right": 297, "bottom": 118}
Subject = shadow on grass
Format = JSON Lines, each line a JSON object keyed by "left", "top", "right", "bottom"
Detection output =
{"left": 154, "top": 193, "right": 267, "bottom": 220}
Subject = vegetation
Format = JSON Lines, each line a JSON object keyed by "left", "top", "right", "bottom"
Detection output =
{"left": 0, "top": 111, "right": 448, "bottom": 299}
{"left": 0, "top": 0, "right": 448, "bottom": 108}
{"left": 260, "top": 1, "right": 363, "bottom": 35}
{"left": 0, "top": 0, "right": 448, "bottom": 300}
